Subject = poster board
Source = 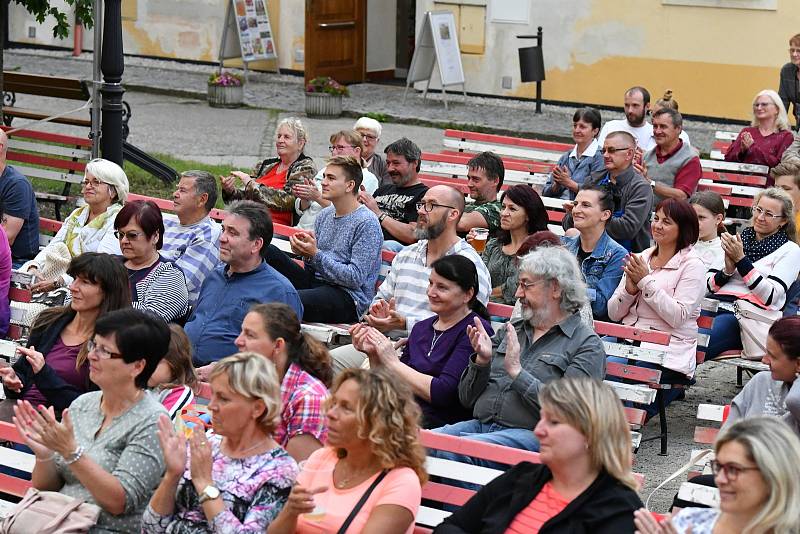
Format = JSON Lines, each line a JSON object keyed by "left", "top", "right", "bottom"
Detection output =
{"left": 218, "top": 0, "right": 278, "bottom": 75}
{"left": 404, "top": 11, "right": 466, "bottom": 109}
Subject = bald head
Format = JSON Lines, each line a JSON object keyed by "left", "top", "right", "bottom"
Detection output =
{"left": 432, "top": 185, "right": 465, "bottom": 215}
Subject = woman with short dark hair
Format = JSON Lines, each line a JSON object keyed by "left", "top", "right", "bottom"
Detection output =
{"left": 608, "top": 198, "right": 706, "bottom": 415}
{"left": 13, "top": 308, "right": 171, "bottom": 532}
{"left": 0, "top": 252, "right": 131, "bottom": 417}
{"left": 542, "top": 107, "right": 605, "bottom": 200}
{"left": 114, "top": 200, "right": 190, "bottom": 322}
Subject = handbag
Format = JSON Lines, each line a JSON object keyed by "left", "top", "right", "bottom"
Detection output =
{"left": 0, "top": 487, "right": 100, "bottom": 534}
{"left": 734, "top": 300, "right": 782, "bottom": 361}
{"left": 335, "top": 470, "right": 389, "bottom": 534}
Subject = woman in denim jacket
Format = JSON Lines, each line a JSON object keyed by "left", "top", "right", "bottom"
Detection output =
{"left": 561, "top": 185, "right": 626, "bottom": 320}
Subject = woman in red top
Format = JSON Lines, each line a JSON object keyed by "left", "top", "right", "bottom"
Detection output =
{"left": 221, "top": 117, "right": 316, "bottom": 226}
{"left": 434, "top": 377, "right": 642, "bottom": 534}
{"left": 725, "top": 89, "right": 794, "bottom": 176}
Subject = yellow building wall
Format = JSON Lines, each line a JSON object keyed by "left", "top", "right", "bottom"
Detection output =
{"left": 417, "top": 0, "right": 800, "bottom": 121}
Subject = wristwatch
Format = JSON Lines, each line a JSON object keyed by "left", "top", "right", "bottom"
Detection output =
{"left": 198, "top": 485, "right": 220, "bottom": 504}
{"left": 378, "top": 212, "right": 387, "bottom": 223}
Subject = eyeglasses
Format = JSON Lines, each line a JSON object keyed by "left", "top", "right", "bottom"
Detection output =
{"left": 601, "top": 146, "right": 633, "bottom": 154}
{"left": 517, "top": 279, "right": 549, "bottom": 290}
{"left": 360, "top": 133, "right": 378, "bottom": 141}
{"left": 81, "top": 179, "right": 105, "bottom": 188}
{"left": 329, "top": 144, "right": 355, "bottom": 153}
{"left": 416, "top": 201, "right": 457, "bottom": 213}
{"left": 710, "top": 460, "right": 759, "bottom": 481}
{"left": 114, "top": 230, "right": 144, "bottom": 240}
{"left": 753, "top": 102, "right": 774, "bottom": 109}
{"left": 87, "top": 339, "right": 123, "bottom": 360}
{"left": 752, "top": 206, "right": 785, "bottom": 220}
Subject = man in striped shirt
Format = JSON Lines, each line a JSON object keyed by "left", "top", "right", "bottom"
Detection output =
{"left": 161, "top": 170, "right": 222, "bottom": 308}
{"left": 330, "top": 185, "right": 491, "bottom": 372}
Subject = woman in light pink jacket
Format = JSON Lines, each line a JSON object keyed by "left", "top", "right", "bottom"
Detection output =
{"left": 608, "top": 198, "right": 706, "bottom": 415}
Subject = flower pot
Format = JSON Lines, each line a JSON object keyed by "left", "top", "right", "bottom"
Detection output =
{"left": 208, "top": 84, "right": 244, "bottom": 108}
{"left": 305, "top": 92, "right": 343, "bottom": 117}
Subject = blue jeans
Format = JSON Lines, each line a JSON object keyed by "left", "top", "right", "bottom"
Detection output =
{"left": 382, "top": 240, "right": 406, "bottom": 253}
{"left": 430, "top": 419, "right": 540, "bottom": 468}
{"left": 700, "top": 310, "right": 742, "bottom": 361}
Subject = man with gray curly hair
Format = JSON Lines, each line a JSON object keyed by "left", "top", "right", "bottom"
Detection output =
{"left": 432, "top": 246, "right": 606, "bottom": 462}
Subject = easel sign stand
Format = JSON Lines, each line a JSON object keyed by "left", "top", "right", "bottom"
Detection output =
{"left": 218, "top": 0, "right": 280, "bottom": 83}
{"left": 403, "top": 11, "right": 467, "bottom": 110}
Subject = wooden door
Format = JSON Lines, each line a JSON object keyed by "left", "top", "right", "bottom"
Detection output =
{"left": 305, "top": 0, "right": 365, "bottom": 84}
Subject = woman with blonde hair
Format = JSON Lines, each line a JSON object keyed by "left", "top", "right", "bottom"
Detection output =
{"left": 635, "top": 417, "right": 800, "bottom": 534}
{"left": 269, "top": 368, "right": 426, "bottom": 534}
{"left": 725, "top": 89, "right": 794, "bottom": 175}
{"left": 143, "top": 352, "right": 297, "bottom": 533}
{"left": 221, "top": 117, "right": 316, "bottom": 226}
{"left": 434, "top": 377, "right": 642, "bottom": 533}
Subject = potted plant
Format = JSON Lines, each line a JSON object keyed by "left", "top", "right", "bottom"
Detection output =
{"left": 305, "top": 76, "right": 349, "bottom": 117}
{"left": 207, "top": 71, "right": 244, "bottom": 108}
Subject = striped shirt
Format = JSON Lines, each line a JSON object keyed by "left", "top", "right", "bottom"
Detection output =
{"left": 161, "top": 214, "right": 222, "bottom": 308}
{"left": 374, "top": 239, "right": 491, "bottom": 331}
{"left": 130, "top": 259, "right": 190, "bottom": 323}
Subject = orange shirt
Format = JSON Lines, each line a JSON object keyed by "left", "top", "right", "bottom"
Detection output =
{"left": 257, "top": 164, "right": 291, "bottom": 226}
{"left": 504, "top": 481, "right": 570, "bottom": 534}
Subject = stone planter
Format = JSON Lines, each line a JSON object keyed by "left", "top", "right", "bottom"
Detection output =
{"left": 207, "top": 84, "right": 244, "bottom": 108}
{"left": 305, "top": 92, "right": 343, "bottom": 117}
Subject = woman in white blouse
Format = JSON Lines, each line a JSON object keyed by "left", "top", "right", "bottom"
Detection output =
{"left": 26, "top": 158, "right": 129, "bottom": 293}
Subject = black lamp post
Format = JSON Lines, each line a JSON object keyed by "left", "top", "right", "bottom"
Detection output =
{"left": 518, "top": 27, "right": 545, "bottom": 114}
{"left": 100, "top": 0, "right": 124, "bottom": 164}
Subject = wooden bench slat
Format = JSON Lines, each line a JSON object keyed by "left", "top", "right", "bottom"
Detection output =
{"left": 1, "top": 126, "right": 92, "bottom": 148}
{"left": 603, "top": 341, "right": 667, "bottom": 366}
{"left": 593, "top": 322, "right": 671, "bottom": 344}
{"left": 12, "top": 165, "right": 84, "bottom": 185}
{"left": 3, "top": 72, "right": 90, "bottom": 100}
{"left": 444, "top": 129, "right": 572, "bottom": 153}
{"left": 677, "top": 482, "right": 720, "bottom": 507}
{"left": 1, "top": 107, "right": 91, "bottom": 128}
{"left": 606, "top": 381, "right": 658, "bottom": 405}
{"left": 7, "top": 139, "right": 92, "bottom": 160}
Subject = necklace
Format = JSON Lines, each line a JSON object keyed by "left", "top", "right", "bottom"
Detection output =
{"left": 427, "top": 329, "right": 445, "bottom": 358}
{"left": 224, "top": 437, "right": 271, "bottom": 457}
{"left": 334, "top": 462, "right": 379, "bottom": 489}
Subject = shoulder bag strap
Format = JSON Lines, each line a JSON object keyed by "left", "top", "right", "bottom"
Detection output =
{"left": 335, "top": 469, "right": 389, "bottom": 534}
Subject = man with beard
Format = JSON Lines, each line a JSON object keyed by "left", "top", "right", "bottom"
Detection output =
{"left": 637, "top": 108, "right": 702, "bottom": 202}
{"left": 359, "top": 137, "right": 428, "bottom": 249}
{"left": 431, "top": 246, "right": 605, "bottom": 463}
{"left": 598, "top": 86, "right": 656, "bottom": 152}
{"left": 329, "top": 185, "right": 491, "bottom": 373}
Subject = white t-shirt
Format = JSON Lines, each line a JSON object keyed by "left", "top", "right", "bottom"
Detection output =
{"left": 598, "top": 119, "right": 656, "bottom": 151}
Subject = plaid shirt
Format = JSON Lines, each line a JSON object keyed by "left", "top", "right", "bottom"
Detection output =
{"left": 275, "top": 362, "right": 329, "bottom": 446}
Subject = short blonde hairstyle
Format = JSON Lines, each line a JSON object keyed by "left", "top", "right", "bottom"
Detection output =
{"left": 769, "top": 161, "right": 800, "bottom": 188}
{"left": 209, "top": 352, "right": 282, "bottom": 433}
{"left": 331, "top": 368, "right": 427, "bottom": 484}
{"left": 715, "top": 417, "right": 800, "bottom": 533}
{"left": 753, "top": 187, "right": 796, "bottom": 242}
{"left": 539, "top": 377, "right": 638, "bottom": 491}
{"left": 275, "top": 117, "right": 309, "bottom": 147}
{"left": 751, "top": 89, "right": 791, "bottom": 132}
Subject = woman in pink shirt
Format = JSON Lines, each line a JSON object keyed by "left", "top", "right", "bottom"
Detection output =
{"left": 268, "top": 368, "right": 426, "bottom": 534}
{"left": 608, "top": 198, "right": 706, "bottom": 416}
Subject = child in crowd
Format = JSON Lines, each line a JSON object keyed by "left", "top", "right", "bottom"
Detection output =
{"left": 147, "top": 324, "right": 198, "bottom": 420}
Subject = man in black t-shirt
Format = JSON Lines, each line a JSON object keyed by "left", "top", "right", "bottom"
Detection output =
{"left": 359, "top": 137, "right": 428, "bottom": 249}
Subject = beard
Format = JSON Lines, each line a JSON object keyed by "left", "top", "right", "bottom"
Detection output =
{"left": 626, "top": 109, "right": 646, "bottom": 127}
{"left": 520, "top": 299, "right": 549, "bottom": 326}
{"left": 415, "top": 216, "right": 446, "bottom": 240}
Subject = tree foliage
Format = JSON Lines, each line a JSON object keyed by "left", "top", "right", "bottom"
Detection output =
{"left": 12, "top": 0, "right": 94, "bottom": 38}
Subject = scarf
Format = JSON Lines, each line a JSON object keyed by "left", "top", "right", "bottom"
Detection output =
{"left": 741, "top": 226, "right": 789, "bottom": 263}
{"left": 62, "top": 203, "right": 121, "bottom": 257}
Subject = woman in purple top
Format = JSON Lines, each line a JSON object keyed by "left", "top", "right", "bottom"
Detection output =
{"left": 0, "top": 252, "right": 131, "bottom": 418}
{"left": 0, "top": 209, "right": 11, "bottom": 337}
{"left": 352, "top": 255, "right": 493, "bottom": 428}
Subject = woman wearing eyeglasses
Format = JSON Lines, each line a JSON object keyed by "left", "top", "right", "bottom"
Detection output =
{"left": 0, "top": 252, "right": 131, "bottom": 419}
{"left": 25, "top": 158, "right": 129, "bottom": 294}
{"left": 12, "top": 308, "right": 173, "bottom": 532}
{"left": 704, "top": 188, "right": 800, "bottom": 361}
{"left": 113, "top": 200, "right": 190, "bottom": 324}
{"left": 724, "top": 90, "right": 794, "bottom": 176}
{"left": 634, "top": 417, "right": 800, "bottom": 534}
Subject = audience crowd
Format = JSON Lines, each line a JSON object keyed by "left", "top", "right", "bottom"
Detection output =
{"left": 3, "top": 54, "right": 800, "bottom": 532}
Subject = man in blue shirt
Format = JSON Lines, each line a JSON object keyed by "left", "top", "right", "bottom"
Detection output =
{"left": 185, "top": 200, "right": 302, "bottom": 366}
{"left": 0, "top": 130, "right": 40, "bottom": 265}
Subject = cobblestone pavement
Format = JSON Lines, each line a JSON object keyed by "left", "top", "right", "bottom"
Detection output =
{"left": 4, "top": 47, "right": 747, "bottom": 512}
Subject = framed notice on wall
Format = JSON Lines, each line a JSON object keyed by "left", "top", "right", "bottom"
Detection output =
{"left": 403, "top": 11, "right": 466, "bottom": 109}
{"left": 218, "top": 0, "right": 279, "bottom": 77}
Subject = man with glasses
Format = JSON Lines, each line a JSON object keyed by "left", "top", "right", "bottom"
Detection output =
{"left": 563, "top": 131, "right": 654, "bottom": 252}
{"left": 0, "top": 130, "right": 39, "bottom": 266}
{"left": 597, "top": 86, "right": 656, "bottom": 152}
{"left": 359, "top": 137, "right": 429, "bottom": 250}
{"left": 779, "top": 33, "right": 800, "bottom": 130}
{"left": 293, "top": 129, "right": 379, "bottom": 230}
{"left": 637, "top": 108, "right": 701, "bottom": 202}
{"left": 354, "top": 116, "right": 391, "bottom": 186}
{"left": 329, "top": 185, "right": 490, "bottom": 373}
{"left": 161, "top": 170, "right": 222, "bottom": 308}
{"left": 431, "top": 246, "right": 605, "bottom": 462}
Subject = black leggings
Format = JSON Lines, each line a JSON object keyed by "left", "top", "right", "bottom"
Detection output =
{"left": 265, "top": 244, "right": 358, "bottom": 323}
